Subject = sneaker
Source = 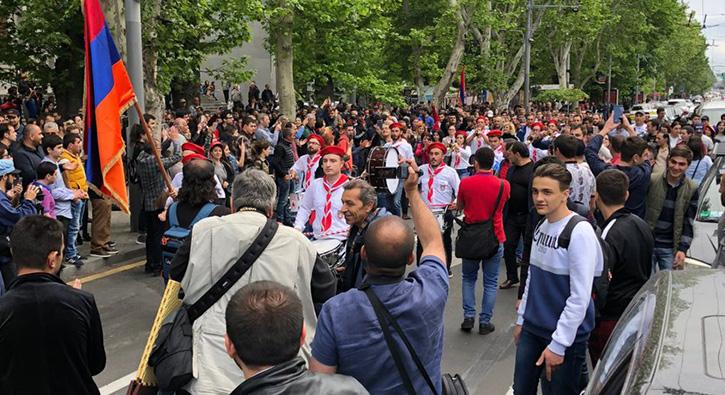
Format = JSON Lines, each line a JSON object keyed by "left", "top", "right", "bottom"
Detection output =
{"left": 90, "top": 248, "right": 112, "bottom": 258}
{"left": 103, "top": 245, "right": 119, "bottom": 255}
{"left": 106, "top": 240, "right": 117, "bottom": 248}
{"left": 460, "top": 317, "right": 475, "bottom": 332}
{"left": 478, "top": 322, "right": 495, "bottom": 335}
{"left": 499, "top": 279, "right": 519, "bottom": 289}
{"left": 135, "top": 234, "right": 146, "bottom": 245}
{"left": 66, "top": 256, "right": 85, "bottom": 267}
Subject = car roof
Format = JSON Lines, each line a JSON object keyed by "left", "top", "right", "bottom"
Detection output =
{"left": 642, "top": 269, "right": 725, "bottom": 393}
{"left": 700, "top": 100, "right": 725, "bottom": 110}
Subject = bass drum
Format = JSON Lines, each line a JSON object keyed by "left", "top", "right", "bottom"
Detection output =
{"left": 366, "top": 146, "right": 400, "bottom": 194}
{"left": 311, "top": 238, "right": 346, "bottom": 272}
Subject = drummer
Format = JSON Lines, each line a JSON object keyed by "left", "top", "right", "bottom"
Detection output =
{"left": 418, "top": 142, "right": 460, "bottom": 276}
{"left": 449, "top": 131, "right": 472, "bottom": 179}
{"left": 294, "top": 146, "right": 350, "bottom": 241}
{"left": 487, "top": 129, "right": 505, "bottom": 173}
{"left": 289, "top": 134, "right": 325, "bottom": 192}
{"left": 379, "top": 122, "right": 414, "bottom": 217}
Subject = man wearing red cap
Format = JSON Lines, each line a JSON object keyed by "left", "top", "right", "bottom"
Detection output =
{"left": 449, "top": 131, "right": 472, "bottom": 178}
{"left": 294, "top": 146, "right": 350, "bottom": 241}
{"left": 418, "top": 142, "right": 460, "bottom": 275}
{"left": 290, "top": 134, "right": 325, "bottom": 192}
{"left": 467, "top": 117, "right": 489, "bottom": 154}
{"left": 487, "top": 130, "right": 505, "bottom": 172}
{"left": 381, "top": 122, "right": 414, "bottom": 217}
{"left": 169, "top": 145, "right": 226, "bottom": 206}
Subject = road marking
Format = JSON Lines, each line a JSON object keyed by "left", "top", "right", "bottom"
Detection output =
{"left": 78, "top": 260, "right": 146, "bottom": 284}
{"left": 99, "top": 371, "right": 136, "bottom": 395}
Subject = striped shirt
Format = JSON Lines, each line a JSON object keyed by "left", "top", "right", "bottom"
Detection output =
{"left": 653, "top": 179, "right": 699, "bottom": 251}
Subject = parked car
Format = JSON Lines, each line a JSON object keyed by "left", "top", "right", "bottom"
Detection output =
{"left": 688, "top": 142, "right": 725, "bottom": 267}
{"left": 695, "top": 100, "right": 725, "bottom": 122}
{"left": 585, "top": 269, "right": 725, "bottom": 394}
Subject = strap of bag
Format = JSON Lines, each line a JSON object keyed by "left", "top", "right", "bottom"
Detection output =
{"left": 168, "top": 202, "right": 180, "bottom": 228}
{"left": 186, "top": 218, "right": 279, "bottom": 322}
{"left": 556, "top": 215, "right": 587, "bottom": 249}
{"left": 189, "top": 203, "right": 217, "bottom": 227}
{"left": 362, "top": 286, "right": 438, "bottom": 395}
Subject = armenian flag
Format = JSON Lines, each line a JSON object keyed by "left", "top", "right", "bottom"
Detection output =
{"left": 82, "top": 0, "right": 135, "bottom": 213}
{"left": 459, "top": 66, "right": 466, "bottom": 105}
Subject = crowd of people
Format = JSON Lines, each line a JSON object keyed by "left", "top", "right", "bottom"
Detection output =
{"left": 0, "top": 83, "right": 724, "bottom": 395}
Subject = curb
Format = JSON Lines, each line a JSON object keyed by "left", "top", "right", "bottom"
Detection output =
{"left": 60, "top": 244, "right": 146, "bottom": 282}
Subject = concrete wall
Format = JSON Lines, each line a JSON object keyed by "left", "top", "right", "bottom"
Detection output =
{"left": 200, "top": 22, "right": 275, "bottom": 101}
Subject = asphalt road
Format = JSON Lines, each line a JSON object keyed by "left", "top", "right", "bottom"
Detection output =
{"left": 88, "top": 257, "right": 519, "bottom": 395}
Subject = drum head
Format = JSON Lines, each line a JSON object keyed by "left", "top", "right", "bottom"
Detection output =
{"left": 385, "top": 148, "right": 400, "bottom": 194}
{"left": 312, "top": 239, "right": 342, "bottom": 255}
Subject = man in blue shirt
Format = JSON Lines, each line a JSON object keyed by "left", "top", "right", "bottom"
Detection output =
{"left": 310, "top": 158, "right": 448, "bottom": 394}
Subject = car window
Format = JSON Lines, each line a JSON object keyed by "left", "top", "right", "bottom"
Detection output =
{"left": 587, "top": 292, "right": 657, "bottom": 394}
{"left": 696, "top": 157, "right": 724, "bottom": 223}
{"left": 700, "top": 108, "right": 725, "bottom": 122}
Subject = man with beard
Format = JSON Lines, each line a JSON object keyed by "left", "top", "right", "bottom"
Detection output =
{"left": 382, "top": 122, "right": 414, "bottom": 217}
{"left": 418, "top": 142, "right": 459, "bottom": 275}
{"left": 338, "top": 179, "right": 390, "bottom": 292}
{"left": 290, "top": 134, "right": 325, "bottom": 192}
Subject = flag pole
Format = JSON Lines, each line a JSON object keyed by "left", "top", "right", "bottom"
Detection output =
{"left": 133, "top": 101, "right": 174, "bottom": 192}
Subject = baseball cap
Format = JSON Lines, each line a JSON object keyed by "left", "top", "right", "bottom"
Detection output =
{"left": 0, "top": 159, "right": 21, "bottom": 177}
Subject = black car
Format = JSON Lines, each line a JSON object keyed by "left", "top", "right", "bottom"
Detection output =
{"left": 585, "top": 269, "right": 725, "bottom": 394}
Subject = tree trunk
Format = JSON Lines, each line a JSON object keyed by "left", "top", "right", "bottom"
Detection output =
{"left": 552, "top": 41, "right": 571, "bottom": 89}
{"left": 141, "top": 0, "right": 164, "bottom": 143}
{"left": 100, "top": 0, "right": 126, "bottom": 60}
{"left": 494, "top": 62, "right": 526, "bottom": 111}
{"left": 272, "top": 0, "right": 296, "bottom": 118}
{"left": 412, "top": 43, "right": 425, "bottom": 103}
{"left": 432, "top": 0, "right": 466, "bottom": 108}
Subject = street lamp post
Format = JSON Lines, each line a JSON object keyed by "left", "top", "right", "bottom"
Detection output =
{"left": 523, "top": 1, "right": 579, "bottom": 114}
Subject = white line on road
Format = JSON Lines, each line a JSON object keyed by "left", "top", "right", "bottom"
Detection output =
{"left": 99, "top": 371, "right": 136, "bottom": 395}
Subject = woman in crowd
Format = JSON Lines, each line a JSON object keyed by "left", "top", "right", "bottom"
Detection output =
{"left": 250, "top": 139, "right": 273, "bottom": 176}
{"left": 209, "top": 140, "right": 235, "bottom": 197}
{"left": 685, "top": 135, "right": 712, "bottom": 186}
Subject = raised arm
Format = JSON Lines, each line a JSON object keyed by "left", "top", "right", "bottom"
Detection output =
{"left": 404, "top": 159, "right": 445, "bottom": 262}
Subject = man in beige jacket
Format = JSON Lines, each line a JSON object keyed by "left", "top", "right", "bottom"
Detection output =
{"left": 169, "top": 169, "right": 337, "bottom": 394}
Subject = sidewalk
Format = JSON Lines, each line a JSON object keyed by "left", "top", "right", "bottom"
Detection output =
{"left": 60, "top": 211, "right": 146, "bottom": 282}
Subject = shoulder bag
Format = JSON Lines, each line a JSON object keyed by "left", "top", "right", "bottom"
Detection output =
{"left": 362, "top": 285, "right": 468, "bottom": 395}
{"left": 454, "top": 180, "right": 504, "bottom": 260}
{"left": 148, "top": 218, "right": 279, "bottom": 390}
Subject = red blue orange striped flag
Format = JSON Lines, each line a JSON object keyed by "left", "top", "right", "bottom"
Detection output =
{"left": 83, "top": 0, "right": 135, "bottom": 213}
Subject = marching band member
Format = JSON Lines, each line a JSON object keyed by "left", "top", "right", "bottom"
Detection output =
{"left": 467, "top": 116, "right": 489, "bottom": 153}
{"left": 450, "top": 131, "right": 472, "bottom": 178}
{"left": 290, "top": 134, "right": 325, "bottom": 192}
{"left": 418, "top": 142, "right": 460, "bottom": 275}
{"left": 487, "top": 129, "right": 505, "bottom": 173}
{"left": 380, "top": 122, "right": 414, "bottom": 216}
{"left": 294, "top": 146, "right": 350, "bottom": 241}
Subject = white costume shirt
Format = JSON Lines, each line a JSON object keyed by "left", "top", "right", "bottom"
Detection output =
{"left": 419, "top": 164, "right": 460, "bottom": 210}
{"left": 386, "top": 139, "right": 414, "bottom": 160}
{"left": 291, "top": 153, "right": 321, "bottom": 192}
{"left": 467, "top": 129, "right": 488, "bottom": 153}
{"left": 294, "top": 174, "right": 350, "bottom": 241}
{"left": 449, "top": 146, "right": 472, "bottom": 170}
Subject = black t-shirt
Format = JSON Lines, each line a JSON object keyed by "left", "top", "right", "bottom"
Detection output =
{"left": 172, "top": 202, "right": 230, "bottom": 228}
{"left": 506, "top": 160, "right": 534, "bottom": 216}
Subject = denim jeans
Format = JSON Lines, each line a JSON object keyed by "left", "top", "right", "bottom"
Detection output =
{"left": 652, "top": 247, "right": 674, "bottom": 272}
{"left": 461, "top": 244, "right": 503, "bottom": 324}
{"left": 391, "top": 181, "right": 404, "bottom": 216}
{"left": 275, "top": 176, "right": 292, "bottom": 224}
{"left": 65, "top": 200, "right": 85, "bottom": 259}
{"left": 513, "top": 326, "right": 588, "bottom": 395}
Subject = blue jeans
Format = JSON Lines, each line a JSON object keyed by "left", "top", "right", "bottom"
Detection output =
{"left": 275, "top": 177, "right": 292, "bottom": 224}
{"left": 377, "top": 183, "right": 403, "bottom": 217}
{"left": 513, "top": 326, "right": 588, "bottom": 395}
{"left": 652, "top": 247, "right": 674, "bottom": 272}
{"left": 461, "top": 244, "right": 503, "bottom": 323}
{"left": 65, "top": 200, "right": 85, "bottom": 259}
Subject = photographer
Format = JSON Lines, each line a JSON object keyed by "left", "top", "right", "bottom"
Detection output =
{"left": 0, "top": 159, "right": 38, "bottom": 294}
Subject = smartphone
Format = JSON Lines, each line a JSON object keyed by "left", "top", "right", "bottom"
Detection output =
{"left": 612, "top": 105, "right": 624, "bottom": 124}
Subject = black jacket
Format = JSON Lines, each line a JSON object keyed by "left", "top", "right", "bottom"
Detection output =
{"left": 230, "top": 357, "right": 368, "bottom": 395}
{"left": 272, "top": 139, "right": 295, "bottom": 177}
{"left": 0, "top": 272, "right": 106, "bottom": 395}
{"left": 598, "top": 208, "right": 654, "bottom": 320}
{"left": 13, "top": 142, "right": 44, "bottom": 187}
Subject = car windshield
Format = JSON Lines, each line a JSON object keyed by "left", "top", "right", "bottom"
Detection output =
{"left": 696, "top": 157, "right": 725, "bottom": 223}
{"left": 700, "top": 107, "right": 725, "bottom": 122}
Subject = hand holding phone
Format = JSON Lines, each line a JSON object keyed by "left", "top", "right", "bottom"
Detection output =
{"left": 612, "top": 105, "right": 624, "bottom": 124}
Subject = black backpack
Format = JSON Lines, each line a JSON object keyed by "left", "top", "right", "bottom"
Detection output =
{"left": 535, "top": 215, "right": 611, "bottom": 318}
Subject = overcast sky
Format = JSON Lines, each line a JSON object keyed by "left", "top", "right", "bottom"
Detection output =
{"left": 683, "top": 0, "right": 725, "bottom": 77}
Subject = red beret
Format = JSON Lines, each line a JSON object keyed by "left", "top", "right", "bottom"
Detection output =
{"left": 390, "top": 122, "right": 403, "bottom": 130}
{"left": 487, "top": 129, "right": 503, "bottom": 138}
{"left": 476, "top": 116, "right": 487, "bottom": 123}
{"left": 209, "top": 139, "right": 223, "bottom": 151}
{"left": 530, "top": 122, "right": 544, "bottom": 130}
{"left": 547, "top": 119, "right": 558, "bottom": 126}
{"left": 456, "top": 130, "right": 468, "bottom": 138}
{"left": 308, "top": 134, "right": 325, "bottom": 147}
{"left": 182, "top": 153, "right": 209, "bottom": 165}
{"left": 181, "top": 142, "right": 205, "bottom": 155}
{"left": 320, "top": 145, "right": 346, "bottom": 158}
{"left": 427, "top": 142, "right": 447, "bottom": 155}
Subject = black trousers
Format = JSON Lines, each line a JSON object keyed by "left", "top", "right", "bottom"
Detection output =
{"left": 503, "top": 212, "right": 528, "bottom": 282}
{"left": 416, "top": 216, "right": 453, "bottom": 272}
{"left": 142, "top": 209, "right": 164, "bottom": 269}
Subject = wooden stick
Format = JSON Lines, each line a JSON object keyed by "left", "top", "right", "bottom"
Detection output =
{"left": 133, "top": 101, "right": 173, "bottom": 192}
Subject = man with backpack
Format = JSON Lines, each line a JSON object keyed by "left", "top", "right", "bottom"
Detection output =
{"left": 589, "top": 169, "right": 653, "bottom": 365}
{"left": 162, "top": 158, "right": 229, "bottom": 281}
{"left": 513, "top": 163, "right": 603, "bottom": 395}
